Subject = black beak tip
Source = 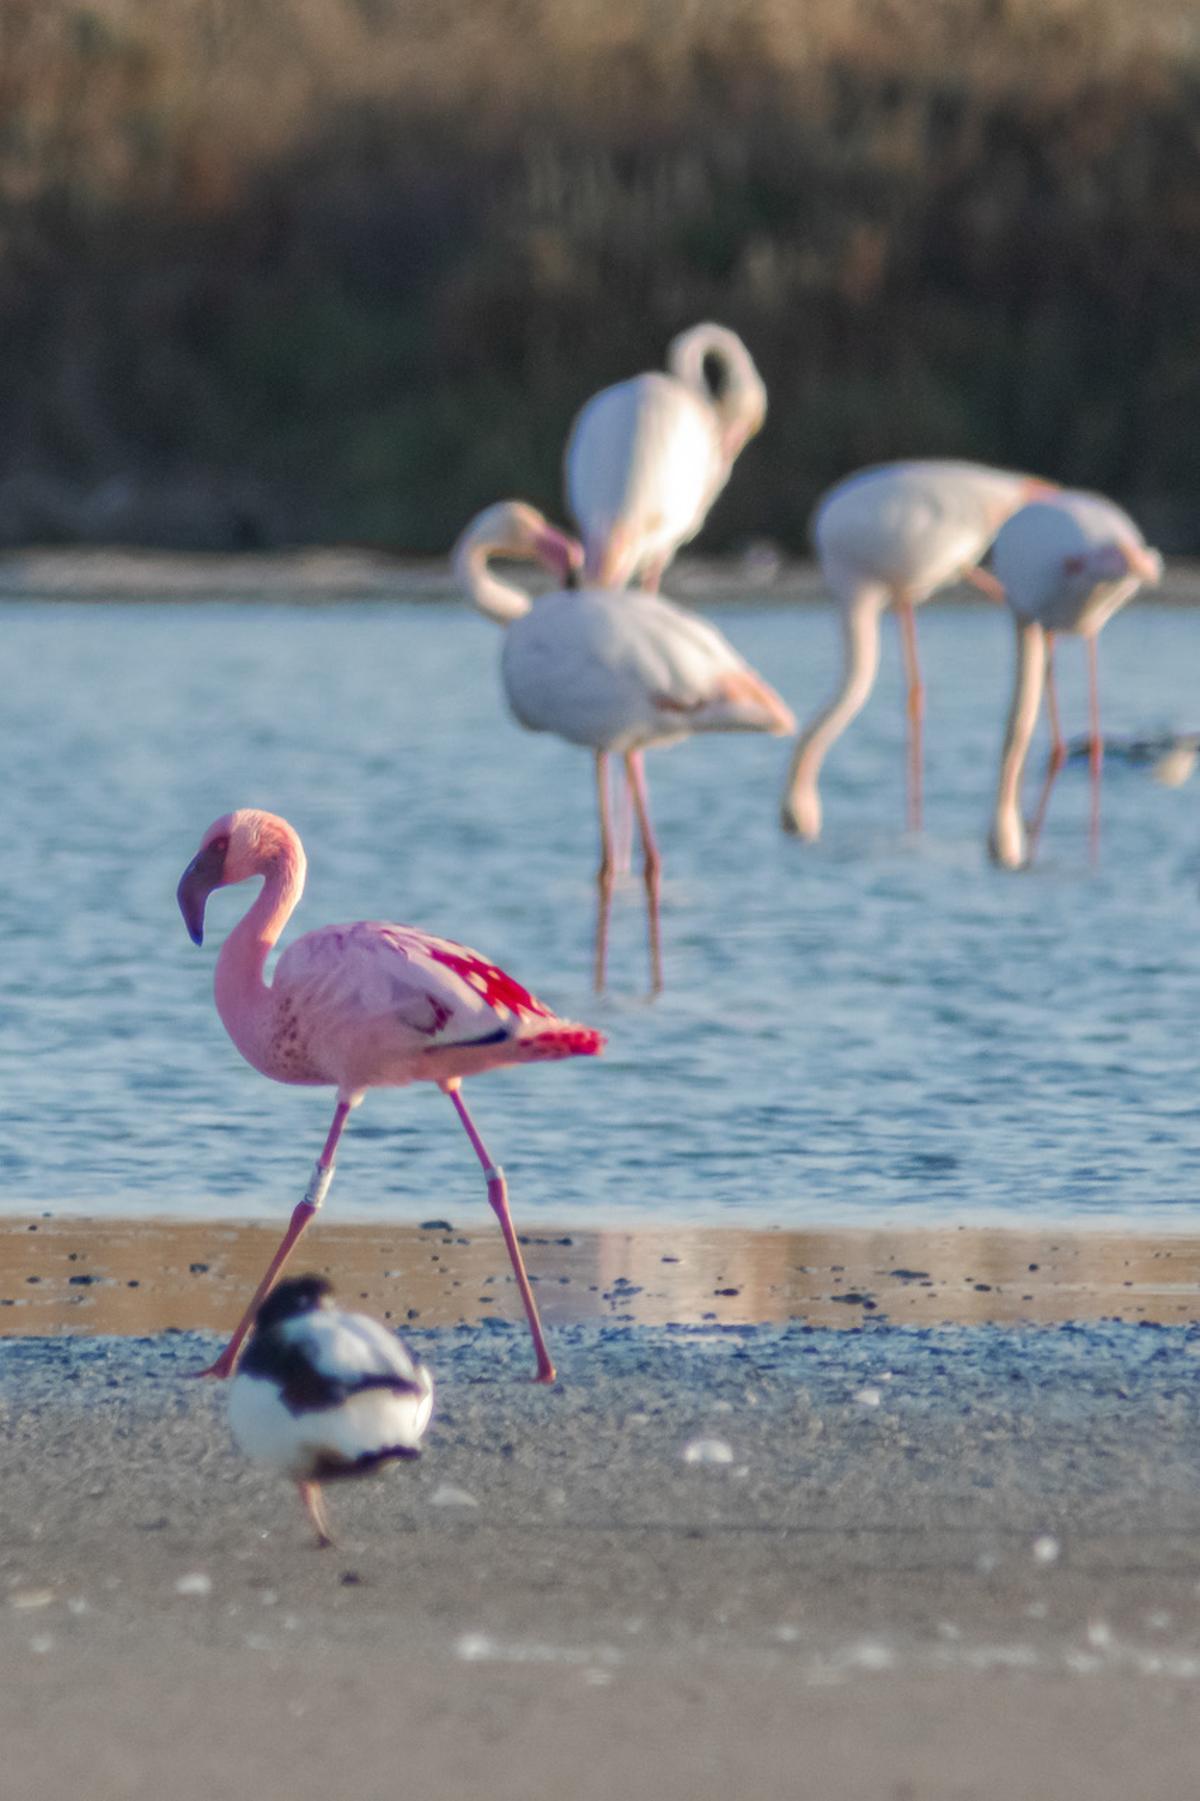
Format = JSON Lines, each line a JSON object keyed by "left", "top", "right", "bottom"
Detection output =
{"left": 186, "top": 919, "right": 204, "bottom": 947}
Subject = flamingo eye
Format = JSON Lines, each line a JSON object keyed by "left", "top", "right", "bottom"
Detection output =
{"left": 208, "top": 835, "right": 230, "bottom": 859}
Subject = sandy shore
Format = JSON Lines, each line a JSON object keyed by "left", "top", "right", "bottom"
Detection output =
{"left": 5, "top": 1231, "right": 1200, "bottom": 1799}
{"left": 6, "top": 1215, "right": 1200, "bottom": 1337}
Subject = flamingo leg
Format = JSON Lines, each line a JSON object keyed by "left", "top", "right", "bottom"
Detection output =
{"left": 612, "top": 758, "right": 634, "bottom": 880}
{"left": 197, "top": 1098, "right": 353, "bottom": 1379}
{"left": 1087, "top": 634, "right": 1103, "bottom": 864}
{"left": 895, "top": 596, "right": 925, "bottom": 832}
{"left": 444, "top": 1084, "right": 556, "bottom": 1385}
{"left": 1026, "top": 632, "right": 1064, "bottom": 861}
{"left": 625, "top": 749, "right": 663, "bottom": 994}
{"left": 594, "top": 750, "right": 615, "bottom": 993}
{"left": 962, "top": 566, "right": 1007, "bottom": 605}
{"left": 297, "top": 1479, "right": 334, "bottom": 1549}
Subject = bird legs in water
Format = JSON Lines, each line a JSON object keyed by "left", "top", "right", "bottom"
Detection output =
{"left": 443, "top": 1082, "right": 556, "bottom": 1384}
{"left": 593, "top": 750, "right": 662, "bottom": 994}
{"left": 595, "top": 750, "right": 615, "bottom": 993}
{"left": 895, "top": 596, "right": 925, "bottom": 833}
{"left": 626, "top": 750, "right": 663, "bottom": 994}
{"left": 1086, "top": 634, "right": 1104, "bottom": 864}
{"left": 1027, "top": 634, "right": 1105, "bottom": 867}
{"left": 196, "top": 1099, "right": 352, "bottom": 1378}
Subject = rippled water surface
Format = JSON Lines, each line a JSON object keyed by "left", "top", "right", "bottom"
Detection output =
{"left": 3, "top": 592, "right": 1199, "bottom": 1228}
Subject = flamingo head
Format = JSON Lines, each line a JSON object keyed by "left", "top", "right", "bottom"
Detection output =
{"left": 667, "top": 322, "right": 767, "bottom": 461}
{"left": 178, "top": 809, "right": 303, "bottom": 944}
{"left": 1062, "top": 540, "right": 1163, "bottom": 591}
{"left": 458, "top": 501, "right": 582, "bottom": 586}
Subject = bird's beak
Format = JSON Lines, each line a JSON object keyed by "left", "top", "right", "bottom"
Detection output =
{"left": 177, "top": 842, "right": 227, "bottom": 946}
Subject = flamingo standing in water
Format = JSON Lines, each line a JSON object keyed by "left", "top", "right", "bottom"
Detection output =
{"left": 987, "top": 492, "right": 1163, "bottom": 870}
{"left": 454, "top": 501, "right": 795, "bottom": 993}
{"left": 781, "top": 460, "right": 1056, "bottom": 841}
{"left": 565, "top": 323, "right": 767, "bottom": 591}
{"left": 177, "top": 809, "right": 604, "bottom": 1383}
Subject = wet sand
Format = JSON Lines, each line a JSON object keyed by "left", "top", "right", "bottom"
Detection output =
{"left": 4, "top": 1214, "right": 1200, "bottom": 1336}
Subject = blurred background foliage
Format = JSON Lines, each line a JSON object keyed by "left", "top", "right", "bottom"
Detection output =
{"left": 1, "top": 0, "right": 1198, "bottom": 551}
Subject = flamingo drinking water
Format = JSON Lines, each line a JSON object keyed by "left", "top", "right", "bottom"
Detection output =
{"left": 781, "top": 460, "right": 1056, "bottom": 840}
{"left": 565, "top": 323, "right": 767, "bottom": 591}
{"left": 177, "top": 809, "right": 604, "bottom": 1383}
{"left": 987, "top": 491, "right": 1163, "bottom": 870}
{"left": 454, "top": 502, "right": 794, "bottom": 993}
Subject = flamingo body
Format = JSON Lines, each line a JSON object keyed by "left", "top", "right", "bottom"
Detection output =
{"left": 502, "top": 585, "right": 793, "bottom": 753}
{"left": 990, "top": 492, "right": 1161, "bottom": 636}
{"left": 237, "top": 918, "right": 595, "bottom": 1098}
{"left": 783, "top": 459, "right": 1054, "bottom": 840}
{"left": 179, "top": 808, "right": 601, "bottom": 1381}
{"left": 814, "top": 460, "right": 1041, "bottom": 599}
{"left": 454, "top": 501, "right": 792, "bottom": 990}
{"left": 988, "top": 491, "right": 1162, "bottom": 869}
{"left": 565, "top": 324, "right": 766, "bottom": 589}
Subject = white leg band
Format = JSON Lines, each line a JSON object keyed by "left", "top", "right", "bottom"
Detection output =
{"left": 304, "top": 1162, "right": 335, "bottom": 1210}
{"left": 483, "top": 1164, "right": 505, "bottom": 1186}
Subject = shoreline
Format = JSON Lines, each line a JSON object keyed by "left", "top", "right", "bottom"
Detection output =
{"left": 4, "top": 1215, "right": 1199, "bottom": 1339}
{"left": 2, "top": 547, "right": 1200, "bottom": 605}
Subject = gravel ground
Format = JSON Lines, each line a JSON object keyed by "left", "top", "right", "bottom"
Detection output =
{"left": 4, "top": 1320, "right": 1200, "bottom": 1800}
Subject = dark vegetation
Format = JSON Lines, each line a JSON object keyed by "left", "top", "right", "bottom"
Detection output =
{"left": 2, "top": 0, "right": 1199, "bottom": 551}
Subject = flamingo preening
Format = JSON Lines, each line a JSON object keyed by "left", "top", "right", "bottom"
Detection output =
{"left": 229, "top": 1274, "right": 434, "bottom": 1547}
{"left": 565, "top": 323, "right": 767, "bottom": 591}
{"left": 781, "top": 460, "right": 1056, "bottom": 841}
{"left": 987, "top": 492, "right": 1163, "bottom": 870}
{"left": 453, "top": 501, "right": 795, "bottom": 993}
{"left": 178, "top": 809, "right": 604, "bottom": 1384}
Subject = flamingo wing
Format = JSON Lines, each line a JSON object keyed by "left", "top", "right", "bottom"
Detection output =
{"left": 270, "top": 922, "right": 600, "bottom": 1088}
{"left": 502, "top": 589, "right": 793, "bottom": 749}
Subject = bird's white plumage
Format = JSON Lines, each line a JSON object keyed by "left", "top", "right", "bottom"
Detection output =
{"left": 501, "top": 586, "right": 793, "bottom": 752}
{"left": 566, "top": 375, "right": 724, "bottom": 585}
{"left": 228, "top": 1306, "right": 433, "bottom": 1480}
{"left": 988, "top": 489, "right": 1163, "bottom": 870}
{"left": 814, "top": 460, "right": 1038, "bottom": 598}
{"left": 990, "top": 490, "right": 1161, "bottom": 634}
{"left": 565, "top": 325, "right": 766, "bottom": 588}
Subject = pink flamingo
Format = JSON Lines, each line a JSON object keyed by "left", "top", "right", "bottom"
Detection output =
{"left": 781, "top": 460, "right": 1057, "bottom": 840}
{"left": 987, "top": 492, "right": 1163, "bottom": 869}
{"left": 177, "top": 809, "right": 604, "bottom": 1384}
{"left": 454, "top": 501, "right": 795, "bottom": 993}
{"left": 565, "top": 323, "right": 768, "bottom": 592}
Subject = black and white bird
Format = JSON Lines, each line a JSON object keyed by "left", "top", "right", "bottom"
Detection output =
{"left": 228, "top": 1275, "right": 434, "bottom": 1547}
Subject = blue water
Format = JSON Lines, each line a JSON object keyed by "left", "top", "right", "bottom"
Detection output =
{"left": 2, "top": 594, "right": 1199, "bottom": 1229}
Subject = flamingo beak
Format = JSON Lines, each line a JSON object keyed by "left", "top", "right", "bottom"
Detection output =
{"left": 177, "top": 842, "right": 227, "bottom": 946}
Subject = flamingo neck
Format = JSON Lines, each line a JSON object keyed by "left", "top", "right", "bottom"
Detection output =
{"left": 668, "top": 325, "right": 766, "bottom": 461}
{"left": 455, "top": 535, "right": 533, "bottom": 625}
{"left": 214, "top": 842, "right": 306, "bottom": 1057}
{"left": 782, "top": 589, "right": 884, "bottom": 837}
{"left": 990, "top": 617, "right": 1046, "bottom": 869}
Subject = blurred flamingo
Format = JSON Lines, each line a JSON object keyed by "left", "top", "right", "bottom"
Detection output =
{"left": 565, "top": 323, "right": 767, "bottom": 592}
{"left": 987, "top": 492, "right": 1163, "bottom": 869}
{"left": 454, "top": 501, "right": 795, "bottom": 993}
{"left": 177, "top": 809, "right": 604, "bottom": 1384}
{"left": 781, "top": 460, "right": 1056, "bottom": 840}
